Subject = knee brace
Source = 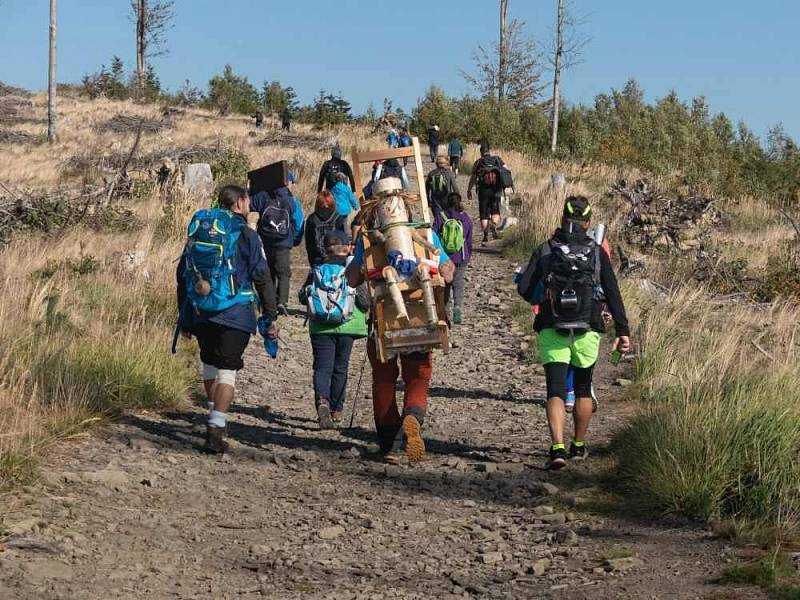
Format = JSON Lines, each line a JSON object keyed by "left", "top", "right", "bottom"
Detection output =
{"left": 216, "top": 369, "right": 237, "bottom": 387}
{"left": 201, "top": 363, "right": 218, "bottom": 381}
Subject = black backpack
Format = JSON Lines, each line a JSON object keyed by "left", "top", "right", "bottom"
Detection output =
{"left": 309, "top": 211, "right": 343, "bottom": 263}
{"left": 498, "top": 167, "right": 514, "bottom": 188}
{"left": 542, "top": 237, "right": 601, "bottom": 335}
{"left": 380, "top": 160, "right": 403, "bottom": 180}
{"left": 324, "top": 161, "right": 344, "bottom": 190}
{"left": 476, "top": 156, "right": 502, "bottom": 187}
{"left": 258, "top": 194, "right": 292, "bottom": 240}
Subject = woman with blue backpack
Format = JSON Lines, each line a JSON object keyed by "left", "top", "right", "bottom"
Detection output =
{"left": 433, "top": 192, "right": 473, "bottom": 325}
{"left": 299, "top": 230, "right": 369, "bottom": 429}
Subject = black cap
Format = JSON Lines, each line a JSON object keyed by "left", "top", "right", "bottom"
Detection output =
{"left": 563, "top": 196, "right": 592, "bottom": 222}
{"left": 324, "top": 230, "right": 350, "bottom": 248}
{"left": 480, "top": 144, "right": 490, "bottom": 155}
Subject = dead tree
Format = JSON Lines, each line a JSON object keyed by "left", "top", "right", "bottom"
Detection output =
{"left": 498, "top": 0, "right": 508, "bottom": 103}
{"left": 131, "top": 0, "right": 174, "bottom": 96}
{"left": 461, "top": 14, "right": 544, "bottom": 109}
{"left": 47, "top": 0, "right": 57, "bottom": 143}
{"left": 547, "top": 0, "right": 588, "bottom": 153}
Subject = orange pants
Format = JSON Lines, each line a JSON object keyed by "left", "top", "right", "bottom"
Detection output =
{"left": 367, "top": 339, "right": 432, "bottom": 434}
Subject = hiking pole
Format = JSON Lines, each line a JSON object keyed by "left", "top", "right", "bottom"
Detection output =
{"left": 348, "top": 347, "right": 369, "bottom": 429}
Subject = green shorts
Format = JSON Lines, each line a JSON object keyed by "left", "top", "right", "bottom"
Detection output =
{"left": 538, "top": 328, "right": 601, "bottom": 369}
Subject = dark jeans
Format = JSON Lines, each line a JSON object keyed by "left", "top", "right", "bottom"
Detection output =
{"left": 444, "top": 263, "right": 468, "bottom": 309}
{"left": 429, "top": 144, "right": 438, "bottom": 162}
{"left": 265, "top": 246, "right": 291, "bottom": 306}
{"left": 310, "top": 334, "right": 356, "bottom": 412}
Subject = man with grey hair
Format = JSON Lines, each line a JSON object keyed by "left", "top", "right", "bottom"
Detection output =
{"left": 317, "top": 145, "right": 356, "bottom": 193}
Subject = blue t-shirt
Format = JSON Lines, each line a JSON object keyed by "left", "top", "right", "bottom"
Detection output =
{"left": 352, "top": 230, "right": 450, "bottom": 267}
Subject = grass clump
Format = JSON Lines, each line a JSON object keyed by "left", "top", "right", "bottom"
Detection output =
{"left": 611, "top": 286, "right": 800, "bottom": 541}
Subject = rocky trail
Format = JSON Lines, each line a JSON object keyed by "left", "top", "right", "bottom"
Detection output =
{"left": 0, "top": 161, "right": 754, "bottom": 599}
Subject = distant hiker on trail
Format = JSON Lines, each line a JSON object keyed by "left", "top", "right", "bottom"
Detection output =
{"left": 252, "top": 110, "right": 264, "bottom": 129}
{"left": 433, "top": 191, "right": 473, "bottom": 325}
{"left": 176, "top": 185, "right": 279, "bottom": 454}
{"left": 329, "top": 172, "right": 360, "bottom": 220}
{"left": 318, "top": 145, "right": 356, "bottom": 192}
{"left": 363, "top": 158, "right": 410, "bottom": 197}
{"left": 426, "top": 156, "right": 460, "bottom": 219}
{"left": 387, "top": 127, "right": 400, "bottom": 149}
{"left": 467, "top": 143, "right": 506, "bottom": 246}
{"left": 299, "top": 230, "right": 369, "bottom": 429}
{"left": 447, "top": 137, "right": 464, "bottom": 175}
{"left": 428, "top": 125, "right": 440, "bottom": 163}
{"left": 399, "top": 128, "right": 413, "bottom": 165}
{"left": 280, "top": 108, "right": 292, "bottom": 131}
{"left": 250, "top": 171, "right": 305, "bottom": 316}
{"left": 346, "top": 202, "right": 455, "bottom": 463}
{"left": 516, "top": 196, "right": 630, "bottom": 470}
{"left": 305, "top": 189, "right": 348, "bottom": 266}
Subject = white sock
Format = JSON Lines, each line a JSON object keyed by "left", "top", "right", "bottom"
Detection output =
{"left": 207, "top": 401, "right": 214, "bottom": 411}
{"left": 208, "top": 410, "right": 227, "bottom": 429}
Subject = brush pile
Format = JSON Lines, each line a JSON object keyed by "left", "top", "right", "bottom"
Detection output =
{"left": 99, "top": 113, "right": 171, "bottom": 134}
{"left": 610, "top": 179, "right": 722, "bottom": 253}
{"left": 0, "top": 130, "right": 39, "bottom": 144}
{"left": 256, "top": 130, "right": 332, "bottom": 151}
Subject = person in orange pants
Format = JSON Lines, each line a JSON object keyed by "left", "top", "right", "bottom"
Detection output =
{"left": 347, "top": 226, "right": 454, "bottom": 463}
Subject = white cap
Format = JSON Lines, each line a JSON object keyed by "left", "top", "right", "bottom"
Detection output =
{"left": 433, "top": 125, "right": 439, "bottom": 131}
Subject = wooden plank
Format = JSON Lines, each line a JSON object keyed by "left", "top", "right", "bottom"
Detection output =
{"left": 354, "top": 146, "right": 415, "bottom": 163}
{"left": 247, "top": 160, "right": 288, "bottom": 194}
{"left": 412, "top": 137, "right": 433, "bottom": 242}
{"left": 350, "top": 146, "right": 364, "bottom": 202}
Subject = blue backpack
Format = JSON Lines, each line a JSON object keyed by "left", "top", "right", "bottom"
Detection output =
{"left": 303, "top": 263, "right": 355, "bottom": 325}
{"left": 183, "top": 208, "right": 254, "bottom": 313}
{"left": 400, "top": 133, "right": 412, "bottom": 147}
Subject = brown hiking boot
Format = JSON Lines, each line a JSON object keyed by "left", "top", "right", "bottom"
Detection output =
{"left": 402, "top": 414, "right": 426, "bottom": 463}
{"left": 317, "top": 402, "right": 334, "bottom": 430}
{"left": 203, "top": 425, "right": 229, "bottom": 455}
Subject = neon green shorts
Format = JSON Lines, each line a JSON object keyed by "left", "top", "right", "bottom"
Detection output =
{"left": 538, "top": 328, "right": 601, "bottom": 368}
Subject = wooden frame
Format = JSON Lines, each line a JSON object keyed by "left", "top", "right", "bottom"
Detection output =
{"left": 351, "top": 137, "right": 449, "bottom": 362}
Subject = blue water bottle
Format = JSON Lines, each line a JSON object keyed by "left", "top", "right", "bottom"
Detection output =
{"left": 257, "top": 316, "right": 278, "bottom": 359}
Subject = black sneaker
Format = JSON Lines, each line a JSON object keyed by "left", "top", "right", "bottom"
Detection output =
{"left": 547, "top": 446, "right": 568, "bottom": 470}
{"left": 569, "top": 442, "right": 589, "bottom": 461}
{"left": 203, "top": 425, "right": 229, "bottom": 455}
{"left": 490, "top": 222, "right": 499, "bottom": 240}
{"left": 481, "top": 233, "right": 488, "bottom": 247}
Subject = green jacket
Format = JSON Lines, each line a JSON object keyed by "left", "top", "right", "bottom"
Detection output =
{"left": 309, "top": 305, "right": 368, "bottom": 338}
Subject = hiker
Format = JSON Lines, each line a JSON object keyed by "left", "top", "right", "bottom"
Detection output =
{"left": 426, "top": 156, "right": 460, "bottom": 219}
{"left": 250, "top": 171, "right": 305, "bottom": 316}
{"left": 467, "top": 143, "right": 507, "bottom": 246}
{"left": 345, "top": 200, "right": 455, "bottom": 463}
{"left": 433, "top": 191, "right": 473, "bottom": 324}
{"left": 516, "top": 196, "right": 630, "bottom": 470}
{"left": 447, "top": 137, "right": 464, "bottom": 175}
{"left": 305, "top": 189, "right": 349, "bottom": 266}
{"left": 252, "top": 110, "right": 264, "bottom": 129}
{"left": 387, "top": 127, "right": 400, "bottom": 149}
{"left": 176, "top": 185, "right": 279, "bottom": 454}
{"left": 364, "top": 158, "right": 410, "bottom": 197}
{"left": 329, "top": 172, "right": 360, "bottom": 220}
{"left": 280, "top": 108, "right": 292, "bottom": 131}
{"left": 399, "top": 129, "right": 413, "bottom": 166}
{"left": 428, "top": 125, "right": 440, "bottom": 163}
{"left": 317, "top": 145, "right": 356, "bottom": 193}
{"left": 299, "top": 230, "right": 369, "bottom": 429}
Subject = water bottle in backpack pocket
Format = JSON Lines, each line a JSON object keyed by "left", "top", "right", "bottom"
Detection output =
{"left": 303, "top": 263, "right": 356, "bottom": 325}
{"left": 184, "top": 208, "right": 254, "bottom": 313}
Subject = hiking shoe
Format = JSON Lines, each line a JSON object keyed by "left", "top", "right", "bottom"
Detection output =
{"left": 565, "top": 390, "right": 576, "bottom": 413}
{"left": 317, "top": 403, "right": 334, "bottom": 430}
{"left": 490, "top": 223, "right": 499, "bottom": 240}
{"left": 481, "top": 233, "right": 488, "bottom": 247}
{"left": 331, "top": 410, "right": 343, "bottom": 424}
{"left": 453, "top": 305, "right": 462, "bottom": 325}
{"left": 383, "top": 449, "right": 405, "bottom": 464}
{"left": 203, "top": 425, "right": 228, "bottom": 455}
{"left": 569, "top": 442, "right": 589, "bottom": 461}
{"left": 277, "top": 303, "right": 289, "bottom": 317}
{"left": 402, "top": 415, "right": 426, "bottom": 463}
{"left": 546, "top": 446, "right": 568, "bottom": 470}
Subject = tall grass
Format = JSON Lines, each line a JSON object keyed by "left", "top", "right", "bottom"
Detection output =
{"left": 612, "top": 285, "right": 800, "bottom": 541}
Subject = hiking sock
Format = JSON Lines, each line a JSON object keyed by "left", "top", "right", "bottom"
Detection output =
{"left": 571, "top": 439, "right": 584, "bottom": 448}
{"left": 208, "top": 410, "right": 227, "bottom": 429}
{"left": 551, "top": 443, "right": 566, "bottom": 452}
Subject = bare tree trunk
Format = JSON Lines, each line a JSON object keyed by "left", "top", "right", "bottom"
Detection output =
{"left": 47, "top": 0, "right": 57, "bottom": 143}
{"left": 136, "top": 0, "right": 146, "bottom": 97}
{"left": 550, "top": 0, "right": 564, "bottom": 153}
{"left": 498, "top": 0, "right": 508, "bottom": 102}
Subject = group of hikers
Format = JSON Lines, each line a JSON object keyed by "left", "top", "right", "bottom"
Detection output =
{"left": 176, "top": 136, "right": 629, "bottom": 470}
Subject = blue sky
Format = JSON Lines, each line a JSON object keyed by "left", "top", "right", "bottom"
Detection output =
{"left": 1, "top": 1, "right": 798, "bottom": 140}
